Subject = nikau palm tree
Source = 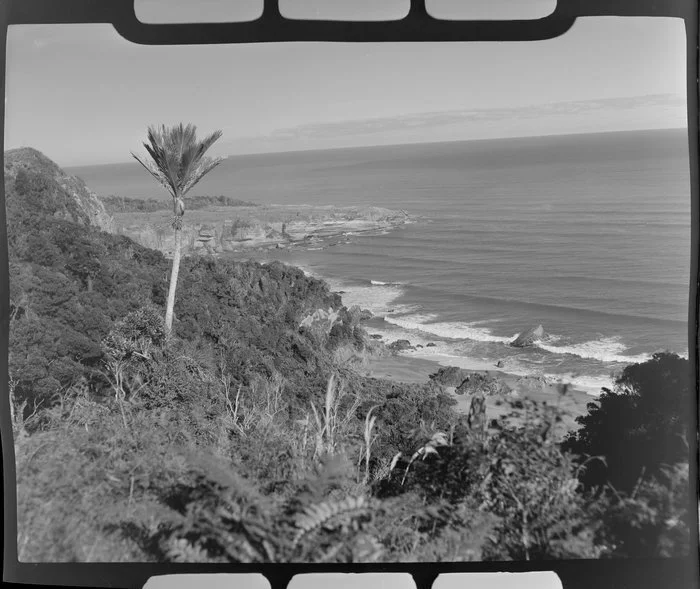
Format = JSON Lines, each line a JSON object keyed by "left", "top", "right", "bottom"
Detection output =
{"left": 132, "top": 123, "right": 223, "bottom": 334}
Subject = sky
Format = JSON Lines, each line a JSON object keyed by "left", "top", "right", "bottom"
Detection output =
{"left": 4, "top": 6, "right": 687, "bottom": 167}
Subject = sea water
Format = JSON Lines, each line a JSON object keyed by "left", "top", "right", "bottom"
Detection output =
{"left": 70, "top": 128, "right": 692, "bottom": 395}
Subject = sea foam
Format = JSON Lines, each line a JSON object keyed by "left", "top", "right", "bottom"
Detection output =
{"left": 328, "top": 278, "right": 416, "bottom": 316}
{"left": 544, "top": 373, "right": 617, "bottom": 396}
{"left": 536, "top": 336, "right": 652, "bottom": 364}
{"left": 384, "top": 314, "right": 517, "bottom": 344}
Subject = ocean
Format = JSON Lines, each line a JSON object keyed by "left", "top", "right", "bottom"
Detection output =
{"left": 69, "top": 128, "right": 692, "bottom": 395}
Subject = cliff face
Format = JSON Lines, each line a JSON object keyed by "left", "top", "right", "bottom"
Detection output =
{"left": 4, "top": 147, "right": 114, "bottom": 232}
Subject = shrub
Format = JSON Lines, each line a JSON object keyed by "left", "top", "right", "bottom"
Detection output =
{"left": 563, "top": 352, "right": 691, "bottom": 493}
{"left": 101, "top": 305, "right": 167, "bottom": 361}
{"left": 478, "top": 399, "right": 602, "bottom": 560}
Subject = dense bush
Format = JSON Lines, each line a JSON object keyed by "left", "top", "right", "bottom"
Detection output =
{"left": 563, "top": 352, "right": 690, "bottom": 492}
{"left": 562, "top": 352, "right": 692, "bottom": 557}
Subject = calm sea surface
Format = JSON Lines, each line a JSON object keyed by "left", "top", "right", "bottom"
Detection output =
{"left": 69, "top": 129, "right": 692, "bottom": 394}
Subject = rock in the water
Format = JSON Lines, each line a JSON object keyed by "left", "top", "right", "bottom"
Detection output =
{"left": 370, "top": 334, "right": 383, "bottom": 340}
{"left": 359, "top": 309, "right": 374, "bottom": 321}
{"left": 387, "top": 339, "right": 414, "bottom": 352}
{"left": 495, "top": 360, "right": 504, "bottom": 368}
{"left": 426, "top": 342, "right": 436, "bottom": 347}
{"left": 510, "top": 324, "right": 545, "bottom": 348}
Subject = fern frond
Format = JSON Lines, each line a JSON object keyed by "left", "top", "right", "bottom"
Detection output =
{"left": 165, "top": 537, "right": 210, "bottom": 563}
{"left": 293, "top": 495, "right": 371, "bottom": 546}
{"left": 352, "top": 533, "right": 384, "bottom": 562}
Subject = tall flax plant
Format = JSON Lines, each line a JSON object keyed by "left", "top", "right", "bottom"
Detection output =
{"left": 309, "top": 375, "right": 360, "bottom": 460}
{"left": 132, "top": 124, "right": 223, "bottom": 334}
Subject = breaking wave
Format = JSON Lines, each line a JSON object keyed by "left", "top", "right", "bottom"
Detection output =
{"left": 536, "top": 336, "right": 652, "bottom": 364}
{"left": 384, "top": 314, "right": 517, "bottom": 344}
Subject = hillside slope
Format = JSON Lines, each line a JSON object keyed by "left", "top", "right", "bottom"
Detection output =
{"left": 5, "top": 147, "right": 114, "bottom": 232}
{"left": 5, "top": 149, "right": 360, "bottom": 409}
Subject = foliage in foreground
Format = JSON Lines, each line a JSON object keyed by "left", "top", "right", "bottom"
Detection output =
{"left": 7, "top": 151, "right": 693, "bottom": 562}
{"left": 563, "top": 352, "right": 693, "bottom": 557}
{"left": 13, "top": 347, "right": 691, "bottom": 562}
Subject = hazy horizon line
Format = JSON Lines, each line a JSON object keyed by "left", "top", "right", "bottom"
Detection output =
{"left": 60, "top": 125, "right": 688, "bottom": 170}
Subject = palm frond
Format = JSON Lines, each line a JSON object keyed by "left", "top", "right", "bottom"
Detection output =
{"left": 133, "top": 123, "right": 223, "bottom": 199}
{"left": 181, "top": 156, "right": 223, "bottom": 195}
{"left": 131, "top": 152, "right": 175, "bottom": 198}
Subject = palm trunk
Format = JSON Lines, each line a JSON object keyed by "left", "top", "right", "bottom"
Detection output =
{"left": 164, "top": 225, "right": 182, "bottom": 334}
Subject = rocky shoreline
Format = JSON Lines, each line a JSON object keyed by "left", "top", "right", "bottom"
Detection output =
{"left": 105, "top": 184, "right": 591, "bottom": 433}
{"left": 361, "top": 352, "right": 595, "bottom": 434}
{"left": 111, "top": 203, "right": 413, "bottom": 257}
{"left": 304, "top": 303, "right": 595, "bottom": 435}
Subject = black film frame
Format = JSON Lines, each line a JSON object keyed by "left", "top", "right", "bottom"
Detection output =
{"left": 0, "top": 0, "right": 698, "bottom": 588}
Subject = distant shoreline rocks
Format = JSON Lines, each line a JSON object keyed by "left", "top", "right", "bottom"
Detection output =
{"left": 112, "top": 203, "right": 414, "bottom": 258}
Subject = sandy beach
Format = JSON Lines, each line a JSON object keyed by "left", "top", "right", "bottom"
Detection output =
{"left": 362, "top": 352, "right": 598, "bottom": 433}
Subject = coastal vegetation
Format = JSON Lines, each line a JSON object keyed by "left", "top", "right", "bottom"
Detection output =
{"left": 100, "top": 194, "right": 258, "bottom": 214}
{"left": 6, "top": 147, "right": 693, "bottom": 562}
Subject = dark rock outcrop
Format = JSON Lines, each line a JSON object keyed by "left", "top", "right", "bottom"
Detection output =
{"left": 359, "top": 309, "right": 374, "bottom": 321}
{"left": 510, "top": 324, "right": 545, "bottom": 348}
{"left": 429, "top": 366, "right": 471, "bottom": 387}
{"left": 455, "top": 372, "right": 511, "bottom": 397}
{"left": 387, "top": 339, "right": 415, "bottom": 352}
{"left": 431, "top": 367, "right": 513, "bottom": 397}
{"left": 515, "top": 375, "right": 550, "bottom": 392}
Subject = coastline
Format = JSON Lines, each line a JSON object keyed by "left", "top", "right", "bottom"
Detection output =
{"left": 361, "top": 351, "right": 596, "bottom": 432}
{"left": 106, "top": 196, "right": 617, "bottom": 432}
{"left": 111, "top": 203, "right": 412, "bottom": 257}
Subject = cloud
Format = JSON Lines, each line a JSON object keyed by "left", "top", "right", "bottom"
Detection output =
{"left": 264, "top": 94, "right": 686, "bottom": 142}
{"left": 220, "top": 93, "right": 687, "bottom": 155}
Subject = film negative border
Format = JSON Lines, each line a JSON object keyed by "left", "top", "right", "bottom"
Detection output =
{"left": 5, "top": 0, "right": 695, "bottom": 44}
{"left": 0, "top": 0, "right": 698, "bottom": 588}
